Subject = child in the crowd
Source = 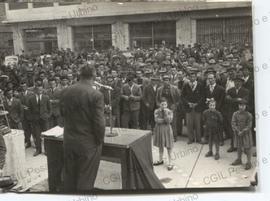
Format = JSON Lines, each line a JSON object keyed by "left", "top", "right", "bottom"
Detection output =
{"left": 231, "top": 98, "right": 253, "bottom": 170}
{"left": 153, "top": 97, "right": 174, "bottom": 171}
{"left": 202, "top": 98, "right": 223, "bottom": 160}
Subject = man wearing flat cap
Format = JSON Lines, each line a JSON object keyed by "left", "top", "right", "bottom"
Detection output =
{"left": 141, "top": 76, "right": 160, "bottom": 130}
{"left": 224, "top": 75, "right": 249, "bottom": 152}
{"left": 156, "top": 75, "right": 180, "bottom": 141}
{"left": 60, "top": 76, "right": 69, "bottom": 90}
{"left": 121, "top": 73, "right": 142, "bottom": 129}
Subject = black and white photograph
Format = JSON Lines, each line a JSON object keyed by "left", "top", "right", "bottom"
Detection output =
{"left": 0, "top": 0, "right": 257, "bottom": 194}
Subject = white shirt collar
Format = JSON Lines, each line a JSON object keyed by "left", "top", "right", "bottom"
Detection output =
{"left": 36, "top": 94, "right": 42, "bottom": 101}
{"left": 244, "top": 76, "right": 249, "bottom": 82}
{"left": 210, "top": 83, "right": 216, "bottom": 88}
{"left": 190, "top": 81, "right": 197, "bottom": 90}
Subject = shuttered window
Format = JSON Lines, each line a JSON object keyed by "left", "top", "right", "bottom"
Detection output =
{"left": 196, "top": 17, "right": 252, "bottom": 46}
{"left": 129, "top": 21, "right": 176, "bottom": 49}
{"left": 73, "top": 25, "right": 112, "bottom": 51}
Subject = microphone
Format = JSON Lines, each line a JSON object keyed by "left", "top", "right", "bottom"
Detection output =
{"left": 94, "top": 81, "right": 113, "bottom": 90}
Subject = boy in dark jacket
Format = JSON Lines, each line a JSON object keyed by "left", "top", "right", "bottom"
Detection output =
{"left": 202, "top": 99, "right": 223, "bottom": 160}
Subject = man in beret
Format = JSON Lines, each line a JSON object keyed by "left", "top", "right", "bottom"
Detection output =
{"left": 121, "top": 73, "right": 142, "bottom": 129}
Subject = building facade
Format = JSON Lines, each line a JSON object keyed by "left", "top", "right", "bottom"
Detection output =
{"left": 2, "top": 1, "right": 252, "bottom": 55}
{"left": 0, "top": 3, "right": 13, "bottom": 55}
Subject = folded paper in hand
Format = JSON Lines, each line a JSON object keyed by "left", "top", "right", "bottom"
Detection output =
{"left": 42, "top": 126, "right": 63, "bottom": 138}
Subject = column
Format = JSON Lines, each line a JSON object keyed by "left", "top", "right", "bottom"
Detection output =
{"left": 4, "top": 3, "right": 9, "bottom": 11}
{"left": 191, "top": 19, "right": 197, "bottom": 45}
{"left": 112, "top": 21, "right": 129, "bottom": 51}
{"left": 12, "top": 25, "right": 25, "bottom": 55}
{"left": 176, "top": 15, "right": 194, "bottom": 46}
{"left": 67, "top": 26, "right": 74, "bottom": 51}
{"left": 57, "top": 22, "right": 73, "bottom": 50}
{"left": 27, "top": 3, "right": 33, "bottom": 9}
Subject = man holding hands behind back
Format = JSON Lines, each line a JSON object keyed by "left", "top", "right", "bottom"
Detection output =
{"left": 60, "top": 63, "right": 105, "bottom": 192}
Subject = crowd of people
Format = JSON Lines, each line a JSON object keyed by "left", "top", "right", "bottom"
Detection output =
{"left": 0, "top": 42, "right": 255, "bottom": 171}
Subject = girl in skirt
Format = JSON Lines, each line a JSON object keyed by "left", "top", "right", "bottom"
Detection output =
{"left": 153, "top": 97, "right": 174, "bottom": 170}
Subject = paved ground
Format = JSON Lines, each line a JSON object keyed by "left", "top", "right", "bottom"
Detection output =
{"left": 25, "top": 134, "right": 256, "bottom": 192}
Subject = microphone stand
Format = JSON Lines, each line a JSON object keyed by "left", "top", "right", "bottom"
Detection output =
{"left": 105, "top": 87, "right": 118, "bottom": 137}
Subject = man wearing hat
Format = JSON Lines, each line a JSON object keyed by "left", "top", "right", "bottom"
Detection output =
{"left": 223, "top": 66, "right": 236, "bottom": 92}
{"left": 121, "top": 73, "right": 142, "bottom": 129}
{"left": 182, "top": 68, "right": 205, "bottom": 144}
{"left": 158, "top": 69, "right": 167, "bottom": 80}
{"left": 156, "top": 74, "right": 180, "bottom": 141}
{"left": 60, "top": 76, "right": 69, "bottom": 90}
{"left": 144, "top": 69, "right": 153, "bottom": 79}
{"left": 136, "top": 69, "right": 148, "bottom": 129}
{"left": 141, "top": 76, "right": 160, "bottom": 130}
{"left": 224, "top": 75, "right": 249, "bottom": 152}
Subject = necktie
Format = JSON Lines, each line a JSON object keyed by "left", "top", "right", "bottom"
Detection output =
{"left": 37, "top": 95, "right": 41, "bottom": 111}
{"left": 210, "top": 85, "right": 214, "bottom": 93}
{"left": 191, "top": 82, "right": 195, "bottom": 91}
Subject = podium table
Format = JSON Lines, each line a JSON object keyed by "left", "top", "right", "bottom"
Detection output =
{"left": 43, "top": 127, "right": 164, "bottom": 191}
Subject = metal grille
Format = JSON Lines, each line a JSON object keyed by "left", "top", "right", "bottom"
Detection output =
{"left": 73, "top": 25, "right": 112, "bottom": 51}
{"left": 129, "top": 21, "right": 176, "bottom": 49}
{"left": 196, "top": 17, "right": 252, "bottom": 46}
